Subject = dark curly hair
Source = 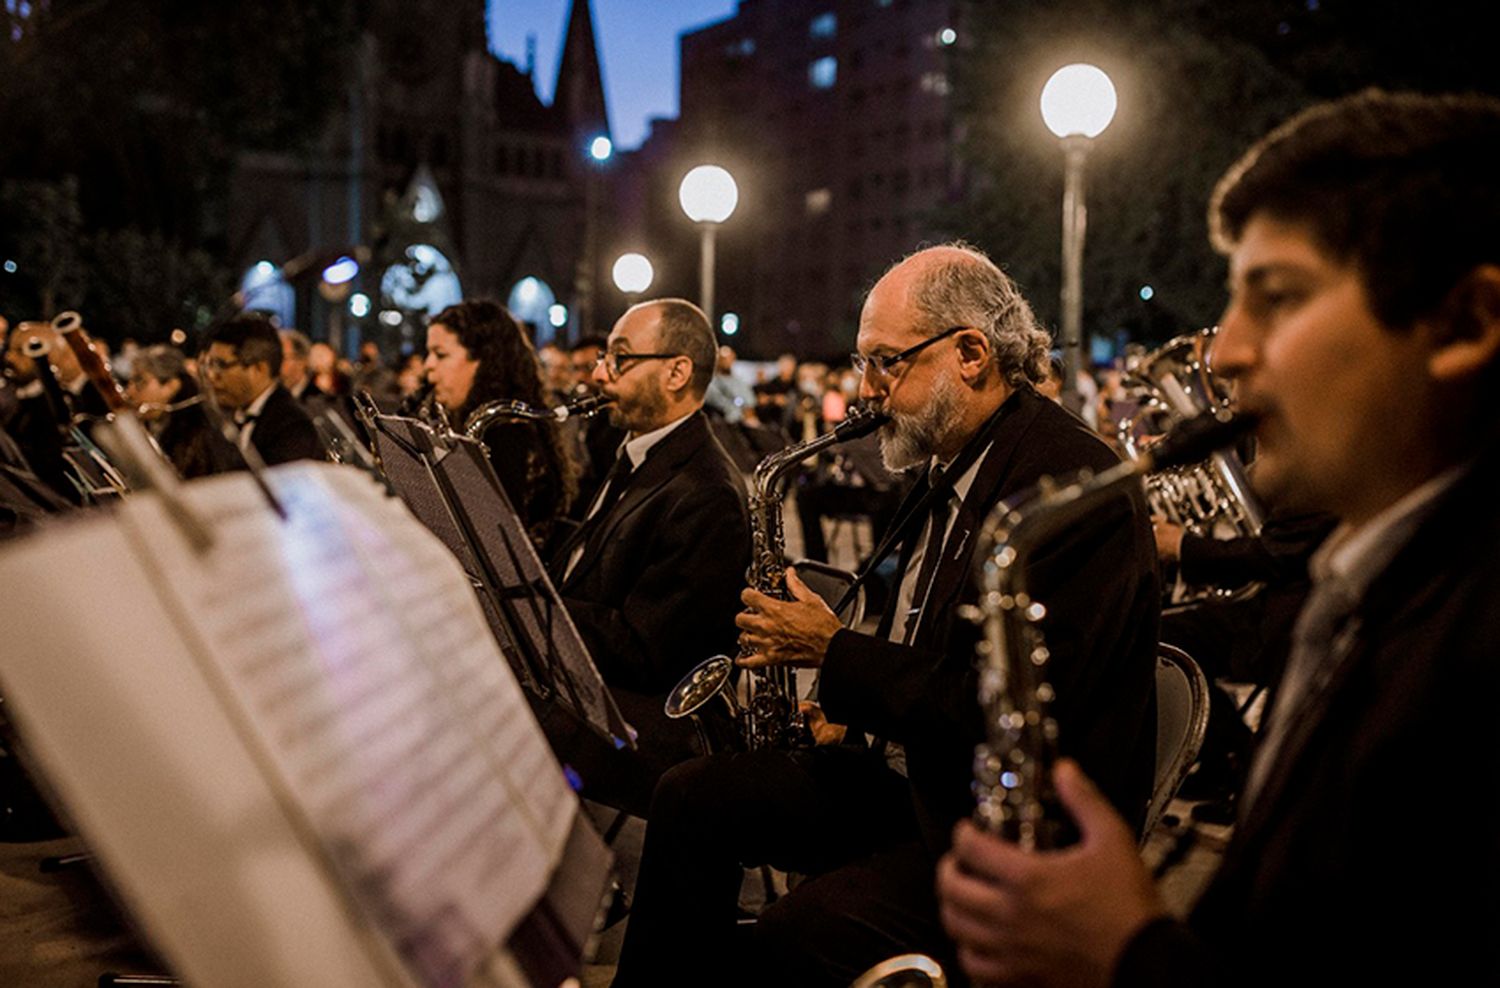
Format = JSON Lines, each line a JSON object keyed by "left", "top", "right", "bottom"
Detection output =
{"left": 429, "top": 300, "right": 579, "bottom": 531}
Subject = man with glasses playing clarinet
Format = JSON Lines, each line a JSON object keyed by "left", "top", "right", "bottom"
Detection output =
{"left": 610, "top": 244, "right": 1159, "bottom": 987}
{"left": 547, "top": 298, "right": 750, "bottom": 809}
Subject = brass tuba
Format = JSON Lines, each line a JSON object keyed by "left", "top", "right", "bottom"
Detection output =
{"left": 664, "top": 405, "right": 888, "bottom": 750}
{"left": 1118, "top": 328, "right": 1265, "bottom": 609}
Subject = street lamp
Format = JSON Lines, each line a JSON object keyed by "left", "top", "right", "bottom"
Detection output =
{"left": 1040, "top": 63, "right": 1116, "bottom": 402}
{"left": 575, "top": 133, "right": 614, "bottom": 344}
{"left": 318, "top": 254, "right": 361, "bottom": 356}
{"left": 612, "top": 252, "right": 655, "bottom": 297}
{"left": 678, "top": 164, "right": 738, "bottom": 325}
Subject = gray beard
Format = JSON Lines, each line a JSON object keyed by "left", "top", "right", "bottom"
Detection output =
{"left": 879, "top": 372, "right": 963, "bottom": 473}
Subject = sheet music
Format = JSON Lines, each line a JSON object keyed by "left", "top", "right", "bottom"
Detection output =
{"left": 119, "top": 465, "right": 574, "bottom": 987}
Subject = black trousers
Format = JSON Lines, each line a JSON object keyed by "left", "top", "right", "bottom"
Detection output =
{"left": 612, "top": 745, "right": 955, "bottom": 988}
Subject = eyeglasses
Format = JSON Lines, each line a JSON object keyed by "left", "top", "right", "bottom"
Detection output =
{"left": 595, "top": 351, "right": 683, "bottom": 379}
{"left": 202, "top": 356, "right": 244, "bottom": 374}
{"left": 851, "top": 325, "right": 967, "bottom": 379}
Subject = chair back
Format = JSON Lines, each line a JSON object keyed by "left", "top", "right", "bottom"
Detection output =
{"left": 1145, "top": 643, "right": 1211, "bottom": 839}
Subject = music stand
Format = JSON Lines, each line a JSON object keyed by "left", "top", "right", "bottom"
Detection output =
{"left": 365, "top": 411, "right": 633, "bottom": 749}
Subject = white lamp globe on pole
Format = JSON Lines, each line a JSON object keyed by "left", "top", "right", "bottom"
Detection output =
{"left": 612, "top": 252, "right": 655, "bottom": 297}
{"left": 1041, "top": 63, "right": 1116, "bottom": 403}
{"left": 678, "top": 165, "right": 739, "bottom": 324}
{"left": 1040, "top": 64, "right": 1117, "bottom": 139}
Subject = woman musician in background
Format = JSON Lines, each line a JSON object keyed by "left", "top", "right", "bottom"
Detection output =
{"left": 126, "top": 344, "right": 239, "bottom": 480}
{"left": 423, "top": 300, "right": 577, "bottom": 547}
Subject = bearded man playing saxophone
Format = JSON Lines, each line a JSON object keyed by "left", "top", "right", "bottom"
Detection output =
{"left": 611, "top": 243, "right": 1159, "bottom": 987}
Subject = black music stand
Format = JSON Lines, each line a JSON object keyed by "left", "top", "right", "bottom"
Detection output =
{"left": 365, "top": 411, "right": 634, "bottom": 750}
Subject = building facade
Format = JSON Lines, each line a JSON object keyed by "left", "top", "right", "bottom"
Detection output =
{"left": 667, "top": 0, "right": 967, "bottom": 358}
{"left": 227, "top": 0, "right": 609, "bottom": 355}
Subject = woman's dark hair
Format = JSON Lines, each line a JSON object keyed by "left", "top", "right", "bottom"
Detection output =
{"left": 135, "top": 345, "right": 234, "bottom": 479}
{"left": 429, "top": 300, "right": 578, "bottom": 530}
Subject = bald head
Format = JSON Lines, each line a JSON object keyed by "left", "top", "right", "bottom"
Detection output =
{"left": 865, "top": 243, "right": 1050, "bottom": 389}
{"left": 628, "top": 298, "right": 717, "bottom": 398}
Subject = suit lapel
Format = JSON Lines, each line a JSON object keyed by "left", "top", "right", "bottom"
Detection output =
{"left": 1230, "top": 478, "right": 1467, "bottom": 848}
{"left": 560, "top": 412, "right": 708, "bottom": 588}
{"left": 911, "top": 391, "right": 1040, "bottom": 647}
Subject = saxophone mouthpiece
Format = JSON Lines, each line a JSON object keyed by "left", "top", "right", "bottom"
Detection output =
{"left": 557, "top": 393, "right": 615, "bottom": 420}
{"left": 1145, "top": 410, "right": 1257, "bottom": 473}
{"left": 832, "top": 405, "right": 890, "bottom": 441}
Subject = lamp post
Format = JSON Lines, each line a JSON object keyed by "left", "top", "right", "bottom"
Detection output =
{"left": 678, "top": 165, "right": 738, "bottom": 326}
{"left": 317, "top": 254, "right": 361, "bottom": 356}
{"left": 1040, "top": 63, "right": 1116, "bottom": 402}
{"left": 611, "top": 252, "right": 655, "bottom": 305}
{"left": 574, "top": 134, "right": 613, "bottom": 344}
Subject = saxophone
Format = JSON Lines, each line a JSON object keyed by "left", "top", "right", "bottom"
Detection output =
{"left": 973, "top": 410, "right": 1253, "bottom": 847}
{"left": 845, "top": 410, "right": 1253, "bottom": 988}
{"left": 664, "top": 405, "right": 889, "bottom": 750}
{"left": 462, "top": 392, "right": 614, "bottom": 439}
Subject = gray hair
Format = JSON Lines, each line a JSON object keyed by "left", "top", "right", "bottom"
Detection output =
{"left": 280, "top": 328, "right": 312, "bottom": 359}
{"left": 907, "top": 242, "right": 1052, "bottom": 388}
{"left": 134, "top": 344, "right": 187, "bottom": 382}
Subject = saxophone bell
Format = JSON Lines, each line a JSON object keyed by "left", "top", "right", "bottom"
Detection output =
{"left": 664, "top": 404, "right": 889, "bottom": 751}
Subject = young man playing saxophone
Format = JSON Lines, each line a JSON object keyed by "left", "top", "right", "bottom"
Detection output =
{"left": 938, "top": 90, "right": 1500, "bottom": 987}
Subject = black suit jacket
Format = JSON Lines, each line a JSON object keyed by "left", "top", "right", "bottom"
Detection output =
{"left": 549, "top": 410, "right": 751, "bottom": 695}
{"left": 1117, "top": 448, "right": 1500, "bottom": 987}
{"left": 820, "top": 388, "right": 1160, "bottom": 852}
{"left": 246, "top": 384, "right": 326, "bottom": 466}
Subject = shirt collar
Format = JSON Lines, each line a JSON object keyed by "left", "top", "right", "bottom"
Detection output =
{"left": 621, "top": 409, "right": 693, "bottom": 469}
{"left": 242, "top": 382, "right": 278, "bottom": 420}
{"left": 1310, "top": 462, "right": 1468, "bottom": 597}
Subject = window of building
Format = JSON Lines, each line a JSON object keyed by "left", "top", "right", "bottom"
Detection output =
{"left": 920, "top": 71, "right": 951, "bottom": 96}
{"left": 383, "top": 244, "right": 463, "bottom": 319}
{"left": 240, "top": 262, "right": 295, "bottom": 329}
{"left": 809, "top": 11, "right": 836, "bottom": 38}
{"left": 809, "top": 56, "right": 837, "bottom": 90}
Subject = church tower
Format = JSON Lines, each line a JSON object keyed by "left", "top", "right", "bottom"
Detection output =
{"left": 552, "top": 0, "right": 611, "bottom": 147}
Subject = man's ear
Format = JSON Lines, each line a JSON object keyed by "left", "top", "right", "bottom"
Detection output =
{"left": 1428, "top": 264, "right": 1500, "bottom": 381}
{"left": 664, "top": 354, "right": 694, "bottom": 397}
{"left": 955, "top": 328, "right": 991, "bottom": 383}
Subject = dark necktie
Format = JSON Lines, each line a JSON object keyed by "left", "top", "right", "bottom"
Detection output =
{"left": 902, "top": 468, "right": 955, "bottom": 645}
{"left": 589, "top": 451, "right": 635, "bottom": 522}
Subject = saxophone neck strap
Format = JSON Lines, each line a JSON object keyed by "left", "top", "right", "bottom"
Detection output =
{"left": 831, "top": 397, "right": 1018, "bottom": 615}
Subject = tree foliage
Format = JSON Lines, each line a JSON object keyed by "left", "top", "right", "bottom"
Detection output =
{"left": 0, "top": 0, "right": 357, "bottom": 340}
{"left": 947, "top": 0, "right": 1500, "bottom": 348}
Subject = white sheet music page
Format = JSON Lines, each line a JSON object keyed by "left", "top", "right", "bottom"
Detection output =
{"left": 126, "top": 464, "right": 575, "bottom": 988}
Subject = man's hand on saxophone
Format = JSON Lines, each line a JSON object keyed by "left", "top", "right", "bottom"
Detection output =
{"left": 734, "top": 566, "right": 843, "bottom": 669}
{"left": 936, "top": 759, "right": 1165, "bottom": 988}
